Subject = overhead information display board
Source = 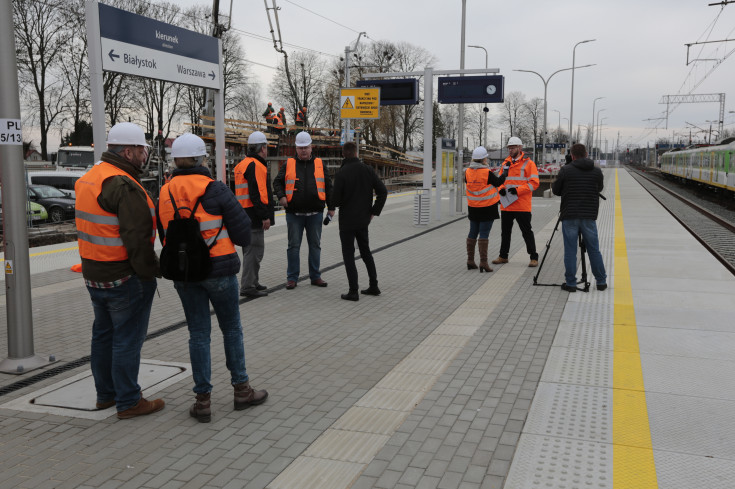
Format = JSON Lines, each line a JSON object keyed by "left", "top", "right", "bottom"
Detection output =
{"left": 437, "top": 75, "right": 504, "bottom": 104}
{"left": 98, "top": 3, "right": 220, "bottom": 89}
{"left": 340, "top": 87, "right": 381, "bottom": 119}
{"left": 355, "top": 79, "right": 419, "bottom": 105}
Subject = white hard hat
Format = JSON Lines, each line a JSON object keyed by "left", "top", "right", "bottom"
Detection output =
{"left": 507, "top": 136, "right": 523, "bottom": 147}
{"left": 295, "top": 131, "right": 312, "bottom": 147}
{"left": 107, "top": 122, "right": 150, "bottom": 147}
{"left": 248, "top": 131, "right": 267, "bottom": 144}
{"left": 471, "top": 146, "right": 488, "bottom": 160}
{"left": 171, "top": 133, "right": 208, "bottom": 158}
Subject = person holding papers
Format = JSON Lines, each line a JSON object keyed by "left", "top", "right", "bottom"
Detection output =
{"left": 464, "top": 146, "right": 508, "bottom": 272}
{"left": 492, "top": 137, "right": 541, "bottom": 268}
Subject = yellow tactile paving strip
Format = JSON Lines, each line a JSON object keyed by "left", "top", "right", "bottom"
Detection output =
{"left": 612, "top": 169, "right": 659, "bottom": 488}
{"left": 266, "top": 228, "right": 551, "bottom": 489}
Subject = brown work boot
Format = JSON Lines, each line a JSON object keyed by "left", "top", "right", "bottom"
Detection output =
{"left": 190, "top": 392, "right": 211, "bottom": 423}
{"left": 466, "top": 238, "right": 478, "bottom": 270}
{"left": 528, "top": 259, "right": 539, "bottom": 267}
{"left": 491, "top": 256, "right": 508, "bottom": 265}
{"left": 95, "top": 399, "right": 116, "bottom": 409}
{"left": 477, "top": 239, "right": 493, "bottom": 273}
{"left": 117, "top": 397, "right": 165, "bottom": 419}
{"left": 233, "top": 381, "right": 268, "bottom": 410}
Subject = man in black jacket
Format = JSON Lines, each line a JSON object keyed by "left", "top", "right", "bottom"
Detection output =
{"left": 552, "top": 143, "right": 607, "bottom": 292}
{"left": 273, "top": 132, "right": 335, "bottom": 289}
{"left": 332, "top": 142, "right": 387, "bottom": 301}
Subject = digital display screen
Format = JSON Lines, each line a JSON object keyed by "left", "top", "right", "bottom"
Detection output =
{"left": 437, "top": 75, "right": 504, "bottom": 104}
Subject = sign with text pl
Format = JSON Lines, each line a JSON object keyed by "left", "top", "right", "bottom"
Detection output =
{"left": 340, "top": 88, "right": 381, "bottom": 119}
{"left": 97, "top": 3, "right": 220, "bottom": 89}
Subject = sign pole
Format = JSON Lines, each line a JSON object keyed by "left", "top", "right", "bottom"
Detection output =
{"left": 0, "top": 0, "right": 54, "bottom": 373}
{"left": 214, "top": 38, "right": 226, "bottom": 183}
{"left": 86, "top": 0, "right": 106, "bottom": 162}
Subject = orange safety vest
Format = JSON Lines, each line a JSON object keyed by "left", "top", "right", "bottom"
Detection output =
{"left": 234, "top": 157, "right": 269, "bottom": 208}
{"left": 499, "top": 152, "right": 539, "bottom": 212}
{"left": 284, "top": 157, "right": 326, "bottom": 202}
{"left": 296, "top": 111, "right": 305, "bottom": 123}
{"left": 274, "top": 113, "right": 284, "bottom": 130}
{"left": 158, "top": 174, "right": 235, "bottom": 258}
{"left": 465, "top": 167, "right": 499, "bottom": 207}
{"left": 75, "top": 162, "right": 156, "bottom": 262}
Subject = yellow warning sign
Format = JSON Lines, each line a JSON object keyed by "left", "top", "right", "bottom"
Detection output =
{"left": 340, "top": 87, "right": 380, "bottom": 119}
{"left": 5, "top": 260, "right": 13, "bottom": 274}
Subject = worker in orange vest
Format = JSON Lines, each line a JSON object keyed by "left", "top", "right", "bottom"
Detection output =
{"left": 262, "top": 102, "right": 275, "bottom": 132}
{"left": 278, "top": 107, "right": 287, "bottom": 128}
{"left": 273, "top": 111, "right": 285, "bottom": 135}
{"left": 492, "top": 136, "right": 541, "bottom": 267}
{"left": 295, "top": 106, "right": 307, "bottom": 127}
{"left": 74, "top": 122, "right": 164, "bottom": 420}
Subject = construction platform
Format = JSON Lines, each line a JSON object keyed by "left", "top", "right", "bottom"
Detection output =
{"left": 0, "top": 168, "right": 733, "bottom": 489}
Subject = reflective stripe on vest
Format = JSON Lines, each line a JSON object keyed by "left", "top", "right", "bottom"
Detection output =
{"left": 234, "top": 157, "right": 269, "bottom": 209}
{"left": 74, "top": 162, "right": 156, "bottom": 262}
{"left": 158, "top": 174, "right": 236, "bottom": 258}
{"left": 465, "top": 168, "right": 499, "bottom": 207}
{"left": 285, "top": 157, "right": 326, "bottom": 202}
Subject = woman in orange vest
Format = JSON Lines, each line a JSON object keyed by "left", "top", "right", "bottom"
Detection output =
{"left": 465, "top": 146, "right": 508, "bottom": 272}
{"left": 158, "top": 133, "right": 268, "bottom": 423}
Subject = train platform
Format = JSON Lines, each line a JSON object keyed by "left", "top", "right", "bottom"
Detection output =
{"left": 0, "top": 168, "right": 733, "bottom": 489}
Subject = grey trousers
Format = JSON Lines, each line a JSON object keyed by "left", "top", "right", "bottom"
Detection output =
{"left": 240, "top": 228, "right": 265, "bottom": 292}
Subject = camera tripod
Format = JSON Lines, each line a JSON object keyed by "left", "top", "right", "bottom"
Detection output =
{"left": 532, "top": 215, "right": 590, "bottom": 292}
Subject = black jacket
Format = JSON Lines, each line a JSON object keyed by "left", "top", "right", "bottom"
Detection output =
{"left": 552, "top": 157, "right": 604, "bottom": 220}
{"left": 332, "top": 157, "right": 388, "bottom": 230}
{"left": 158, "top": 166, "right": 251, "bottom": 277}
{"left": 240, "top": 152, "right": 275, "bottom": 226}
{"left": 273, "top": 156, "right": 334, "bottom": 213}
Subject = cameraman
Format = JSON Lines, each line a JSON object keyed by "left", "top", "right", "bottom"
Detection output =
{"left": 552, "top": 143, "right": 607, "bottom": 292}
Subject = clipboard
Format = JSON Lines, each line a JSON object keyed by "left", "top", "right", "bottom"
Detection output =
{"left": 499, "top": 190, "right": 518, "bottom": 208}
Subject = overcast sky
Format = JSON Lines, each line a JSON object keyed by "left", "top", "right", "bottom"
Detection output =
{"left": 171, "top": 1, "right": 735, "bottom": 150}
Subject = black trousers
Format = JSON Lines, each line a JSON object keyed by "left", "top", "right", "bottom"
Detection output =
{"left": 339, "top": 227, "right": 377, "bottom": 291}
{"left": 498, "top": 211, "right": 538, "bottom": 260}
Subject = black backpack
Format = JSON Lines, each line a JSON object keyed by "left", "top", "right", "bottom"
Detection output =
{"left": 159, "top": 188, "right": 222, "bottom": 282}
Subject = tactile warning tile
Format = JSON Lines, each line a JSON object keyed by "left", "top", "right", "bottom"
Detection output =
{"left": 654, "top": 450, "right": 735, "bottom": 489}
{"left": 267, "top": 456, "right": 365, "bottom": 489}
{"left": 540, "top": 346, "right": 612, "bottom": 387}
{"left": 553, "top": 321, "right": 613, "bottom": 351}
{"left": 523, "top": 382, "right": 612, "bottom": 443}
{"left": 558, "top": 301, "right": 614, "bottom": 328}
{"left": 504, "top": 433, "right": 612, "bottom": 489}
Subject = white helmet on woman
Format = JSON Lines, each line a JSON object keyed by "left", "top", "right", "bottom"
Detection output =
{"left": 171, "top": 133, "right": 208, "bottom": 158}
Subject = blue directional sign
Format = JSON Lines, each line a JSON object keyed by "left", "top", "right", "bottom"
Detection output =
{"left": 97, "top": 4, "right": 220, "bottom": 89}
{"left": 437, "top": 75, "right": 504, "bottom": 104}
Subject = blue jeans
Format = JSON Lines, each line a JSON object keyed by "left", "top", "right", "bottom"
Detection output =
{"left": 174, "top": 275, "right": 249, "bottom": 394}
{"left": 468, "top": 220, "right": 493, "bottom": 239}
{"left": 88, "top": 275, "right": 157, "bottom": 412}
{"left": 286, "top": 212, "right": 323, "bottom": 282}
{"left": 562, "top": 219, "right": 607, "bottom": 287}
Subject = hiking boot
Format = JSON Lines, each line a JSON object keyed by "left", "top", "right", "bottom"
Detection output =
{"left": 528, "top": 259, "right": 539, "bottom": 267}
{"left": 95, "top": 399, "right": 115, "bottom": 410}
{"left": 240, "top": 289, "right": 268, "bottom": 298}
{"left": 233, "top": 382, "right": 268, "bottom": 410}
{"left": 597, "top": 284, "right": 608, "bottom": 291}
{"left": 341, "top": 290, "right": 359, "bottom": 301}
{"left": 361, "top": 284, "right": 381, "bottom": 296}
{"left": 255, "top": 284, "right": 267, "bottom": 291}
{"left": 117, "top": 397, "right": 165, "bottom": 419}
{"left": 310, "top": 278, "right": 328, "bottom": 287}
{"left": 491, "top": 256, "right": 508, "bottom": 264}
{"left": 561, "top": 284, "right": 577, "bottom": 293}
{"left": 189, "top": 392, "right": 211, "bottom": 423}
{"left": 286, "top": 280, "right": 297, "bottom": 290}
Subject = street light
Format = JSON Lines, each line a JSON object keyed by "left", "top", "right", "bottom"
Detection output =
{"left": 514, "top": 63, "right": 594, "bottom": 167}
{"left": 569, "top": 39, "right": 596, "bottom": 150}
{"left": 595, "top": 109, "right": 607, "bottom": 160}
{"left": 553, "top": 109, "right": 561, "bottom": 143}
{"left": 468, "top": 44, "right": 488, "bottom": 147}
{"left": 591, "top": 96, "right": 605, "bottom": 157}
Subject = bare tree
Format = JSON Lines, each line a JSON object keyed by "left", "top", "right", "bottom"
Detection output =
{"left": 58, "top": 0, "right": 91, "bottom": 144}
{"left": 496, "top": 91, "right": 529, "bottom": 145}
{"left": 14, "top": 0, "right": 69, "bottom": 159}
{"left": 524, "top": 97, "right": 544, "bottom": 161}
{"left": 270, "top": 51, "right": 328, "bottom": 127}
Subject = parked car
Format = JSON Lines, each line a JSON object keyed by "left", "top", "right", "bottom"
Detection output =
{"left": 26, "top": 170, "right": 86, "bottom": 199}
{"left": 26, "top": 185, "right": 76, "bottom": 223}
{"left": 0, "top": 194, "right": 48, "bottom": 229}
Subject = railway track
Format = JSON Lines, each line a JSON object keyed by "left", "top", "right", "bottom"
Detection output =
{"left": 629, "top": 167, "right": 735, "bottom": 276}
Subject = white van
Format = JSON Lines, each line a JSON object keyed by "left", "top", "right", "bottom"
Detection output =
{"left": 26, "top": 171, "right": 86, "bottom": 199}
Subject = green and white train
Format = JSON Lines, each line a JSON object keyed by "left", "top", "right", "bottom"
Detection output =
{"left": 659, "top": 138, "right": 735, "bottom": 194}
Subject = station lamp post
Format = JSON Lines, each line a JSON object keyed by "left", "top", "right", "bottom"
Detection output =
{"left": 468, "top": 44, "right": 489, "bottom": 147}
{"left": 591, "top": 97, "right": 605, "bottom": 157}
{"left": 595, "top": 109, "right": 607, "bottom": 160}
{"left": 514, "top": 64, "right": 594, "bottom": 167}
{"left": 569, "top": 39, "right": 595, "bottom": 150}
